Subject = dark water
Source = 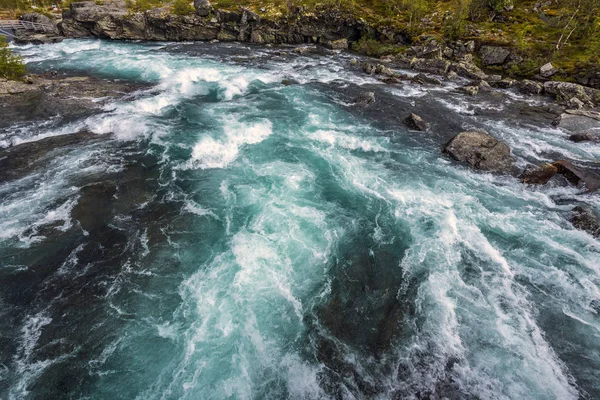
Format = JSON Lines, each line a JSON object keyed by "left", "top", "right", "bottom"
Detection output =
{"left": 1, "top": 39, "right": 599, "bottom": 399}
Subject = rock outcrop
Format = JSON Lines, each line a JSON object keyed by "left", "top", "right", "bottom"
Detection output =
{"left": 59, "top": 1, "right": 370, "bottom": 45}
{"left": 554, "top": 110, "right": 600, "bottom": 132}
{"left": 544, "top": 81, "right": 600, "bottom": 107}
{"left": 443, "top": 131, "right": 515, "bottom": 173}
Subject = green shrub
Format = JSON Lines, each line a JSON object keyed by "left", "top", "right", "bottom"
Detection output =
{"left": 0, "top": 37, "right": 26, "bottom": 81}
{"left": 172, "top": 0, "right": 194, "bottom": 15}
{"left": 443, "top": 0, "right": 470, "bottom": 40}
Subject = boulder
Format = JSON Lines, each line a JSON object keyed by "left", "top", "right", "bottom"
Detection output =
{"left": 543, "top": 81, "right": 596, "bottom": 106}
{"left": 552, "top": 160, "right": 600, "bottom": 192}
{"left": 566, "top": 97, "right": 586, "bottom": 109}
{"left": 322, "top": 38, "right": 348, "bottom": 50}
{"left": 539, "top": 62, "right": 557, "bottom": 78}
{"left": 571, "top": 206, "right": 600, "bottom": 237}
{"left": 489, "top": 78, "right": 516, "bottom": 89}
{"left": 404, "top": 113, "right": 427, "bottom": 131}
{"left": 362, "top": 62, "right": 395, "bottom": 77}
{"left": 411, "top": 73, "right": 442, "bottom": 85}
{"left": 568, "top": 132, "right": 596, "bottom": 142}
{"left": 450, "top": 62, "right": 488, "bottom": 80}
{"left": 353, "top": 92, "right": 375, "bottom": 106}
{"left": 194, "top": 0, "right": 212, "bottom": 16}
{"left": 520, "top": 163, "right": 558, "bottom": 184}
{"left": 554, "top": 110, "right": 600, "bottom": 132}
{"left": 479, "top": 46, "right": 511, "bottom": 66}
{"left": 519, "top": 79, "right": 543, "bottom": 95}
{"left": 459, "top": 85, "right": 479, "bottom": 96}
{"left": 410, "top": 58, "right": 451, "bottom": 75}
{"left": 443, "top": 131, "right": 515, "bottom": 173}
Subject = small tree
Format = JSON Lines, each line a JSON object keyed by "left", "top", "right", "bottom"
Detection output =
{"left": 0, "top": 37, "right": 26, "bottom": 81}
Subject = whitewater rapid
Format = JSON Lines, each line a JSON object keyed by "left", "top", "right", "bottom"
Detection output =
{"left": 1, "top": 39, "right": 599, "bottom": 399}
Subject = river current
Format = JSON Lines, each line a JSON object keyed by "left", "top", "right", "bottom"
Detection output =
{"left": 1, "top": 39, "right": 600, "bottom": 399}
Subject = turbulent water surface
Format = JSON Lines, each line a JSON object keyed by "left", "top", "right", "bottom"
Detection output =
{"left": 1, "top": 39, "right": 600, "bottom": 399}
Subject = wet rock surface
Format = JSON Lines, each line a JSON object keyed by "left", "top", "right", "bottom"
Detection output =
{"left": 0, "top": 74, "right": 146, "bottom": 128}
{"left": 571, "top": 206, "right": 600, "bottom": 237}
{"left": 443, "top": 131, "right": 515, "bottom": 173}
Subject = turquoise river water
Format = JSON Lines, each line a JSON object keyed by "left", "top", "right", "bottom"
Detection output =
{"left": 1, "top": 39, "right": 600, "bottom": 399}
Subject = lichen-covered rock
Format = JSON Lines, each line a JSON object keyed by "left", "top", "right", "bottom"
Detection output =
{"left": 443, "top": 131, "right": 515, "bottom": 173}
{"left": 544, "top": 81, "right": 598, "bottom": 106}
{"left": 450, "top": 62, "right": 488, "bottom": 80}
{"left": 519, "top": 79, "right": 543, "bottom": 95}
{"left": 539, "top": 62, "right": 557, "bottom": 78}
{"left": 322, "top": 38, "right": 348, "bottom": 50}
{"left": 404, "top": 113, "right": 427, "bottom": 131}
{"left": 411, "top": 73, "right": 442, "bottom": 85}
{"left": 194, "top": 0, "right": 211, "bottom": 16}
{"left": 459, "top": 85, "right": 479, "bottom": 96}
{"left": 410, "top": 58, "right": 451, "bottom": 75}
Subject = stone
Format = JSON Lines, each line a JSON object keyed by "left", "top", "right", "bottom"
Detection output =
{"left": 490, "top": 78, "right": 517, "bottom": 89}
{"left": 411, "top": 73, "right": 442, "bottom": 85}
{"left": 552, "top": 160, "right": 600, "bottom": 192}
{"left": 520, "top": 163, "right": 558, "bottom": 184}
{"left": 568, "top": 132, "right": 595, "bottom": 142}
{"left": 362, "top": 62, "right": 396, "bottom": 77}
{"left": 293, "top": 46, "right": 313, "bottom": 55}
{"left": 410, "top": 58, "right": 451, "bottom": 75}
{"left": 571, "top": 206, "right": 600, "bottom": 237}
{"left": 540, "top": 62, "right": 557, "bottom": 78}
{"left": 566, "top": 97, "right": 586, "bottom": 109}
{"left": 459, "top": 85, "right": 479, "bottom": 96}
{"left": 322, "top": 38, "right": 348, "bottom": 50}
{"left": 404, "top": 113, "right": 427, "bottom": 131}
{"left": 353, "top": 92, "right": 375, "bottom": 106}
{"left": 194, "top": 0, "right": 212, "bottom": 16}
{"left": 519, "top": 79, "right": 543, "bottom": 95}
{"left": 450, "top": 62, "right": 488, "bottom": 80}
{"left": 544, "top": 81, "right": 595, "bottom": 106}
{"left": 554, "top": 110, "right": 600, "bottom": 132}
{"left": 445, "top": 71, "right": 459, "bottom": 81}
{"left": 479, "top": 46, "right": 511, "bottom": 66}
{"left": 443, "top": 130, "right": 515, "bottom": 173}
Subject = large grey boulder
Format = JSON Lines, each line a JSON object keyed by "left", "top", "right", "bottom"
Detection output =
{"left": 540, "top": 62, "right": 557, "bottom": 78}
{"left": 443, "top": 131, "right": 515, "bottom": 173}
{"left": 410, "top": 58, "right": 451, "bottom": 75}
{"left": 554, "top": 110, "right": 600, "bottom": 132}
{"left": 194, "top": 0, "right": 212, "bottom": 16}
{"left": 519, "top": 79, "right": 543, "bottom": 95}
{"left": 450, "top": 61, "right": 488, "bottom": 80}
{"left": 479, "top": 46, "right": 511, "bottom": 66}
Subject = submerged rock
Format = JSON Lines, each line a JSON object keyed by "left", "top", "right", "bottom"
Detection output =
{"left": 404, "top": 113, "right": 427, "bottom": 131}
{"left": 353, "top": 92, "right": 375, "bottom": 106}
{"left": 443, "top": 131, "right": 515, "bottom": 173}
{"left": 520, "top": 163, "right": 558, "bottom": 185}
{"left": 571, "top": 206, "right": 600, "bottom": 237}
{"left": 552, "top": 160, "right": 600, "bottom": 192}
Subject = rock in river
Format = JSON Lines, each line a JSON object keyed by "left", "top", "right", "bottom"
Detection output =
{"left": 520, "top": 163, "right": 558, "bottom": 185}
{"left": 443, "top": 131, "right": 515, "bottom": 173}
{"left": 571, "top": 206, "right": 600, "bottom": 237}
{"left": 404, "top": 113, "right": 427, "bottom": 132}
